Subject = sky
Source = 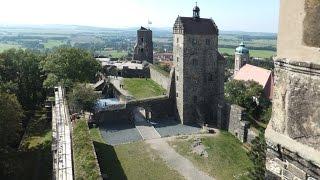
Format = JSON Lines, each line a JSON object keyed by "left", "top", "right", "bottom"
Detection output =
{"left": 0, "top": 0, "right": 280, "bottom": 33}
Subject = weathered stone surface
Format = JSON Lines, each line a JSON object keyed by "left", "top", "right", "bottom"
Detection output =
{"left": 225, "top": 104, "right": 250, "bottom": 143}
{"left": 303, "top": 0, "right": 320, "bottom": 48}
{"left": 269, "top": 60, "right": 320, "bottom": 150}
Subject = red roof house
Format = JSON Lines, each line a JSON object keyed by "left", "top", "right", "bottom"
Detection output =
{"left": 234, "top": 64, "right": 274, "bottom": 99}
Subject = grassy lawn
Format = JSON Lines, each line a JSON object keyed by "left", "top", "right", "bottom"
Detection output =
{"left": 123, "top": 78, "right": 166, "bottom": 99}
{"left": 73, "top": 119, "right": 101, "bottom": 180}
{"left": 11, "top": 109, "right": 53, "bottom": 180}
{"left": 169, "top": 132, "right": 253, "bottom": 180}
{"left": 219, "top": 47, "right": 275, "bottom": 59}
{"left": 43, "top": 39, "right": 65, "bottom": 49}
{"left": 90, "top": 127, "right": 183, "bottom": 180}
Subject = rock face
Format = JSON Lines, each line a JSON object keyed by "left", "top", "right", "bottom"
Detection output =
{"left": 265, "top": 0, "right": 320, "bottom": 179}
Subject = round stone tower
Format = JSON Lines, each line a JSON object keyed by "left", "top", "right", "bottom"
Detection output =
{"left": 234, "top": 42, "right": 249, "bottom": 74}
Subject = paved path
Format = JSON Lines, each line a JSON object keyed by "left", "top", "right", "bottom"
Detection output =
{"left": 133, "top": 108, "right": 161, "bottom": 140}
{"left": 147, "top": 138, "right": 214, "bottom": 180}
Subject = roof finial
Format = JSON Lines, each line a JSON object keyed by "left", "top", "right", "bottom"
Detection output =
{"left": 193, "top": 2, "right": 200, "bottom": 18}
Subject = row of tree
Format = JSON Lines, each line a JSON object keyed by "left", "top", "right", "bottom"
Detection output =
{"left": 0, "top": 47, "right": 101, "bottom": 177}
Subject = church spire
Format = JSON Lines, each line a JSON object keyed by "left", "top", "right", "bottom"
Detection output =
{"left": 193, "top": 2, "right": 200, "bottom": 18}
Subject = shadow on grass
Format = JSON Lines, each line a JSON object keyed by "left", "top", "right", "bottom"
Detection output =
{"left": 93, "top": 141, "right": 127, "bottom": 180}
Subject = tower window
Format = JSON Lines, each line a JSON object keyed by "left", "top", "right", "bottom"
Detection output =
{"left": 177, "top": 38, "right": 179, "bottom": 44}
{"left": 192, "top": 59, "right": 198, "bottom": 66}
{"left": 176, "top": 76, "right": 179, "bottom": 81}
{"left": 177, "top": 57, "right": 179, "bottom": 62}
{"left": 193, "top": 96, "right": 198, "bottom": 103}
{"left": 176, "top": 93, "right": 179, "bottom": 97}
{"left": 206, "top": 39, "right": 210, "bottom": 45}
{"left": 141, "top": 48, "right": 144, "bottom": 53}
{"left": 141, "top": 37, "right": 144, "bottom": 42}
{"left": 208, "top": 73, "right": 213, "bottom": 81}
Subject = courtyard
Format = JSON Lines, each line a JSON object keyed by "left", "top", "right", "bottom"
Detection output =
{"left": 90, "top": 125, "right": 253, "bottom": 180}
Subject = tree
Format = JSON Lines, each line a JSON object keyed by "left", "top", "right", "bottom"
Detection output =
{"left": 0, "top": 92, "right": 24, "bottom": 149}
{"left": 68, "top": 84, "right": 100, "bottom": 113}
{"left": 0, "top": 49, "right": 46, "bottom": 110}
{"left": 225, "top": 80, "right": 271, "bottom": 120}
{"left": 248, "top": 133, "right": 267, "bottom": 180}
{"left": 42, "top": 47, "right": 101, "bottom": 88}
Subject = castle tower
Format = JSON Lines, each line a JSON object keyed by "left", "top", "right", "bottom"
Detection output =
{"left": 133, "top": 27, "right": 153, "bottom": 63}
{"left": 173, "top": 4, "right": 225, "bottom": 126}
{"left": 265, "top": 0, "right": 320, "bottom": 179}
{"left": 234, "top": 42, "right": 249, "bottom": 74}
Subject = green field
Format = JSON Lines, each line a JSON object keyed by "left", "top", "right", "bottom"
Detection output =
{"left": 90, "top": 127, "right": 183, "bottom": 180}
{"left": 43, "top": 39, "right": 66, "bottom": 49}
{"left": 123, "top": 78, "right": 166, "bottom": 99}
{"left": 169, "top": 132, "right": 253, "bottom": 180}
{"left": 219, "top": 47, "right": 275, "bottom": 59}
{"left": 98, "top": 50, "right": 128, "bottom": 58}
{"left": 0, "top": 43, "right": 22, "bottom": 52}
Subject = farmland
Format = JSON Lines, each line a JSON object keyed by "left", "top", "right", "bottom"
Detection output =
{"left": 0, "top": 25, "right": 276, "bottom": 59}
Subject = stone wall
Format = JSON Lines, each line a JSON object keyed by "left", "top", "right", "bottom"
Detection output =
{"left": 266, "top": 137, "right": 320, "bottom": 179}
{"left": 149, "top": 65, "right": 170, "bottom": 90}
{"left": 277, "top": 0, "right": 320, "bottom": 63}
{"left": 265, "top": 1, "right": 320, "bottom": 179}
{"left": 224, "top": 103, "right": 250, "bottom": 143}
{"left": 96, "top": 95, "right": 175, "bottom": 124}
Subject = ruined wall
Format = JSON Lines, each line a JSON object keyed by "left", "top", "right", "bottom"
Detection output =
{"left": 225, "top": 104, "right": 250, "bottom": 143}
{"left": 149, "top": 65, "right": 170, "bottom": 90}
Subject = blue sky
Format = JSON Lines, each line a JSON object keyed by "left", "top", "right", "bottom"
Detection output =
{"left": 0, "top": 0, "right": 280, "bottom": 33}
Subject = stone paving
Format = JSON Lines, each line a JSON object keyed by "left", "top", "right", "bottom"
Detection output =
{"left": 99, "top": 122, "right": 142, "bottom": 145}
{"left": 151, "top": 117, "right": 201, "bottom": 137}
{"left": 133, "top": 108, "right": 161, "bottom": 140}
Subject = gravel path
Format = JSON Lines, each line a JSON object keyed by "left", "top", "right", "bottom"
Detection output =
{"left": 147, "top": 138, "right": 215, "bottom": 180}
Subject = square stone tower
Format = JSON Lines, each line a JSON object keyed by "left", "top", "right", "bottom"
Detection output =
{"left": 265, "top": 0, "right": 320, "bottom": 179}
{"left": 173, "top": 4, "right": 225, "bottom": 125}
{"left": 133, "top": 26, "right": 153, "bottom": 63}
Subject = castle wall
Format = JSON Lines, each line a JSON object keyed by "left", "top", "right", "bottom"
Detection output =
{"left": 149, "top": 65, "right": 170, "bottom": 90}
{"left": 224, "top": 104, "right": 249, "bottom": 143}
{"left": 266, "top": 0, "right": 320, "bottom": 179}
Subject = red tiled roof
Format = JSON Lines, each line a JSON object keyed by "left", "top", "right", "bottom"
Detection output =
{"left": 234, "top": 64, "right": 271, "bottom": 88}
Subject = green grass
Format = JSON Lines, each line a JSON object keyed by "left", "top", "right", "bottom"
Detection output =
{"left": 43, "top": 39, "right": 65, "bottom": 49}
{"left": 123, "top": 78, "right": 166, "bottom": 99}
{"left": 0, "top": 43, "right": 22, "bottom": 52}
{"left": 73, "top": 119, "right": 101, "bottom": 180}
{"left": 219, "top": 47, "right": 275, "bottom": 59}
{"left": 169, "top": 132, "right": 253, "bottom": 180}
{"left": 89, "top": 127, "right": 183, "bottom": 180}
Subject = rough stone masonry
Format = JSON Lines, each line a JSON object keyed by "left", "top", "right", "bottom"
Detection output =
{"left": 265, "top": 0, "right": 320, "bottom": 179}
